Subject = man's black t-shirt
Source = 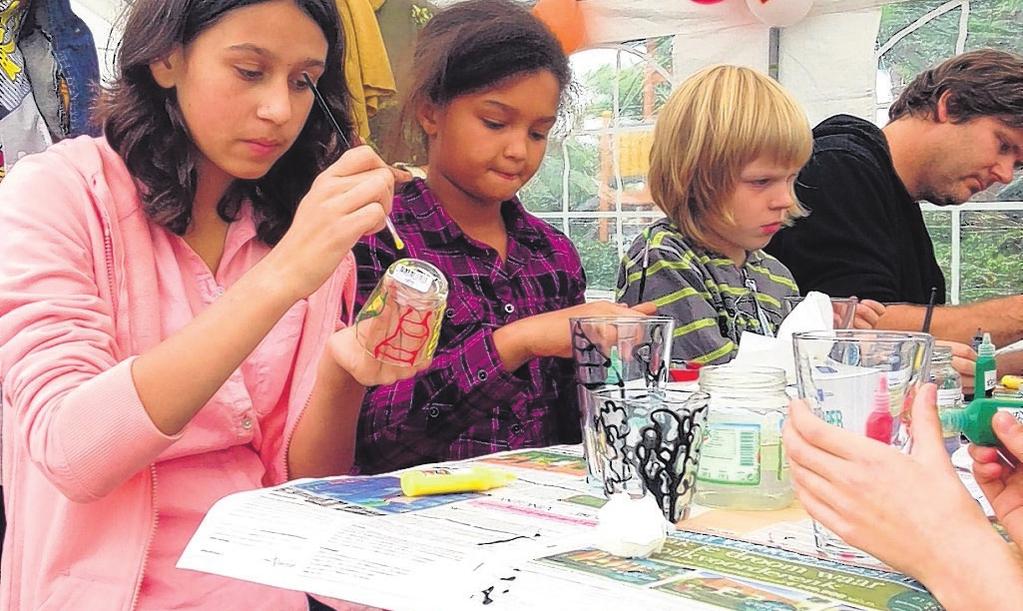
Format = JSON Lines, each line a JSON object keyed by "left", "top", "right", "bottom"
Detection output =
{"left": 766, "top": 114, "right": 946, "bottom": 305}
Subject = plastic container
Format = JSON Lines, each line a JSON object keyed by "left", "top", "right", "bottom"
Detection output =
{"left": 695, "top": 365, "right": 793, "bottom": 510}
{"left": 941, "top": 397, "right": 1023, "bottom": 467}
{"left": 976, "top": 332, "right": 997, "bottom": 399}
{"left": 399, "top": 465, "right": 516, "bottom": 496}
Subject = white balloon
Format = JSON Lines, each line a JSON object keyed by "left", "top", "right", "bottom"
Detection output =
{"left": 745, "top": 0, "right": 814, "bottom": 27}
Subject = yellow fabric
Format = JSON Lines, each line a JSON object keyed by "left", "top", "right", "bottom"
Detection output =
{"left": 337, "top": 0, "right": 397, "bottom": 140}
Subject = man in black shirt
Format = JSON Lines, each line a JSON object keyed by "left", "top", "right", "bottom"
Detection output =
{"left": 767, "top": 49, "right": 1023, "bottom": 346}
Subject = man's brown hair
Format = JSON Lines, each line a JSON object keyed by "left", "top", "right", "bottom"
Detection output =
{"left": 889, "top": 49, "right": 1023, "bottom": 128}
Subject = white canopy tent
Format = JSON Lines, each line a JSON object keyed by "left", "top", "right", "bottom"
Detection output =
{"left": 70, "top": 0, "right": 902, "bottom": 123}
{"left": 64, "top": 0, "right": 1023, "bottom": 304}
{"left": 585, "top": 0, "right": 891, "bottom": 125}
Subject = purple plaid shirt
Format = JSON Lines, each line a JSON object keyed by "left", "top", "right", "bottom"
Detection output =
{"left": 352, "top": 179, "right": 586, "bottom": 474}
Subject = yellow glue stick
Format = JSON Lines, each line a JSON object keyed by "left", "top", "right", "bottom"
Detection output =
{"left": 1002, "top": 375, "right": 1023, "bottom": 390}
{"left": 399, "top": 465, "right": 516, "bottom": 496}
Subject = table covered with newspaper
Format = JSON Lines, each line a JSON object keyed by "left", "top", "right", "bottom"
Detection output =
{"left": 178, "top": 446, "right": 941, "bottom": 610}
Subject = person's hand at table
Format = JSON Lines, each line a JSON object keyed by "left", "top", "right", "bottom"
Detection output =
{"left": 969, "top": 411, "right": 1023, "bottom": 545}
{"left": 493, "top": 301, "right": 656, "bottom": 371}
{"left": 850, "top": 298, "right": 886, "bottom": 329}
{"left": 936, "top": 340, "right": 977, "bottom": 394}
{"left": 784, "top": 384, "right": 1023, "bottom": 610}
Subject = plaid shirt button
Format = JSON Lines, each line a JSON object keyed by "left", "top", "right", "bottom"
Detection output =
{"left": 477, "top": 370, "right": 488, "bottom": 381}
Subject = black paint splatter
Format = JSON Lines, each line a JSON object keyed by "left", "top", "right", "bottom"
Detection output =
{"left": 481, "top": 586, "right": 494, "bottom": 605}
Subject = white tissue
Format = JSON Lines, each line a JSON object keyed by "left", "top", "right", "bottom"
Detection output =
{"left": 732, "top": 291, "right": 834, "bottom": 382}
{"left": 593, "top": 493, "right": 668, "bottom": 558}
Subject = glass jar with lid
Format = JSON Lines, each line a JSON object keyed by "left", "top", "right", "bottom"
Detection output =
{"left": 931, "top": 345, "right": 964, "bottom": 455}
{"left": 695, "top": 365, "right": 793, "bottom": 510}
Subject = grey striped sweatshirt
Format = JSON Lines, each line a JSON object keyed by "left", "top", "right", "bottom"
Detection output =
{"left": 616, "top": 218, "right": 799, "bottom": 365}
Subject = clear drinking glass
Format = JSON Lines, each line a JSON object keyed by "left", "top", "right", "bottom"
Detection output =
{"left": 783, "top": 296, "right": 859, "bottom": 329}
{"left": 587, "top": 386, "right": 710, "bottom": 523}
{"left": 570, "top": 316, "right": 675, "bottom": 487}
{"left": 793, "top": 329, "right": 933, "bottom": 564}
{"left": 355, "top": 258, "right": 448, "bottom": 367}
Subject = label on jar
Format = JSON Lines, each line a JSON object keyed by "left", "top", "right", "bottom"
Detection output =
{"left": 391, "top": 263, "right": 434, "bottom": 293}
{"left": 697, "top": 423, "right": 761, "bottom": 486}
{"left": 936, "top": 388, "right": 962, "bottom": 409}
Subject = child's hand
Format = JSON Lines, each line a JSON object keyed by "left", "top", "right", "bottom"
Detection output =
{"left": 325, "top": 326, "right": 429, "bottom": 387}
{"left": 270, "top": 146, "right": 394, "bottom": 300}
{"left": 515, "top": 301, "right": 656, "bottom": 360}
{"left": 850, "top": 298, "right": 886, "bottom": 329}
{"left": 969, "top": 411, "right": 1023, "bottom": 544}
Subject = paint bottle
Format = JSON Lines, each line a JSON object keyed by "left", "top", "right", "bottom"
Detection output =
{"left": 1002, "top": 375, "right": 1023, "bottom": 391}
{"left": 399, "top": 465, "right": 517, "bottom": 496}
{"left": 695, "top": 365, "right": 793, "bottom": 510}
{"left": 940, "top": 397, "right": 1023, "bottom": 466}
{"left": 971, "top": 328, "right": 984, "bottom": 350}
{"left": 976, "top": 332, "right": 997, "bottom": 399}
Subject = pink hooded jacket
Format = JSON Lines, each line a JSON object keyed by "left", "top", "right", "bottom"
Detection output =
{"left": 0, "top": 137, "right": 356, "bottom": 610}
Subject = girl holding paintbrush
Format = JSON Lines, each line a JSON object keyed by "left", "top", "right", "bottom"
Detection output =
{"left": 352, "top": 0, "right": 652, "bottom": 475}
{"left": 0, "top": 0, "right": 418, "bottom": 608}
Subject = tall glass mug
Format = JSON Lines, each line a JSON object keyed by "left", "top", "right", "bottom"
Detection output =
{"left": 793, "top": 330, "right": 933, "bottom": 564}
{"left": 570, "top": 316, "right": 675, "bottom": 487}
{"left": 355, "top": 259, "right": 448, "bottom": 367}
{"left": 783, "top": 295, "right": 859, "bottom": 329}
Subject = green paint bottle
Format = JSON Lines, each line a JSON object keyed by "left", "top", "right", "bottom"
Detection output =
{"left": 940, "top": 397, "right": 1023, "bottom": 447}
{"left": 976, "top": 333, "right": 997, "bottom": 399}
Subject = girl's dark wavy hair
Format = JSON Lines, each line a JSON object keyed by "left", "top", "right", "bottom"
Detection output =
{"left": 95, "top": 0, "right": 353, "bottom": 245}
{"left": 390, "top": 0, "right": 571, "bottom": 165}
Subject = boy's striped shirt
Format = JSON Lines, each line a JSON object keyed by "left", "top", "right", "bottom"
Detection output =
{"left": 616, "top": 218, "right": 798, "bottom": 365}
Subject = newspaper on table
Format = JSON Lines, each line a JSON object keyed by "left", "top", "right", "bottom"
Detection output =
{"left": 179, "top": 446, "right": 941, "bottom": 610}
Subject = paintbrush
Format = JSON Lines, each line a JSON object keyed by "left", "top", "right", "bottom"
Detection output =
{"left": 302, "top": 72, "right": 405, "bottom": 250}
{"left": 921, "top": 286, "right": 937, "bottom": 334}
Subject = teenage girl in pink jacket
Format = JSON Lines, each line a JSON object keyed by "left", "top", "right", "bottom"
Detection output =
{"left": 0, "top": 0, "right": 418, "bottom": 608}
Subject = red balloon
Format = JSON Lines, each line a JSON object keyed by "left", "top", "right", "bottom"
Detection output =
{"left": 532, "top": 0, "right": 586, "bottom": 54}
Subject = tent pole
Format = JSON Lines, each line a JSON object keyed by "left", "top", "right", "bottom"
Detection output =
{"left": 768, "top": 27, "right": 780, "bottom": 80}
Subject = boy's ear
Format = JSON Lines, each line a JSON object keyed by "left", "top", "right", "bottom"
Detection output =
{"left": 416, "top": 100, "right": 441, "bottom": 137}
{"left": 149, "top": 47, "right": 185, "bottom": 89}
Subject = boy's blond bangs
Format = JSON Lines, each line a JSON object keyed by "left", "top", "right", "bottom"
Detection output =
{"left": 648, "top": 65, "right": 813, "bottom": 249}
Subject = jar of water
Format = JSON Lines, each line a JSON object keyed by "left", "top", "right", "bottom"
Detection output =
{"left": 932, "top": 345, "right": 964, "bottom": 455}
{"left": 695, "top": 365, "right": 793, "bottom": 510}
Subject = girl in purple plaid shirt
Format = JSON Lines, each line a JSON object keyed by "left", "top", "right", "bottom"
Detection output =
{"left": 352, "top": 0, "right": 653, "bottom": 474}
